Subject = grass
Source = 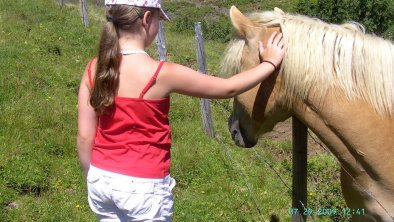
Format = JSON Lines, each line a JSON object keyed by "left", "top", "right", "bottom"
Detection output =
{"left": 0, "top": 0, "right": 347, "bottom": 221}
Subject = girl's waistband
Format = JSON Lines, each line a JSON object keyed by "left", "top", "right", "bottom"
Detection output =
{"left": 89, "top": 165, "right": 171, "bottom": 184}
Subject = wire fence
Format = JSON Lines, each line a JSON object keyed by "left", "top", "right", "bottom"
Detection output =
{"left": 212, "top": 100, "right": 315, "bottom": 222}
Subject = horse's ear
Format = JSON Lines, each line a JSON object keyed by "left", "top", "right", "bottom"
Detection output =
{"left": 230, "top": 6, "right": 255, "bottom": 39}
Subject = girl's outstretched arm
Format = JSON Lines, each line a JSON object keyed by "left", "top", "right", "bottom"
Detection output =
{"left": 77, "top": 60, "right": 98, "bottom": 178}
{"left": 160, "top": 32, "right": 284, "bottom": 99}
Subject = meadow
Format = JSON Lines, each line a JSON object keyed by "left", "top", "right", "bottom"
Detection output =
{"left": 0, "top": 0, "right": 351, "bottom": 221}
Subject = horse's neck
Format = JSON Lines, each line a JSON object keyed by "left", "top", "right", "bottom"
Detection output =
{"left": 291, "top": 88, "right": 394, "bottom": 180}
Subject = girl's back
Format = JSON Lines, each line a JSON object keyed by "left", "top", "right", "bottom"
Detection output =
{"left": 90, "top": 54, "right": 167, "bottom": 100}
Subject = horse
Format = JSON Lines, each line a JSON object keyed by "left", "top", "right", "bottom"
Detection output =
{"left": 224, "top": 6, "right": 394, "bottom": 222}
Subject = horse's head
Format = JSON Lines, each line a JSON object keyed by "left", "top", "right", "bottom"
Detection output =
{"left": 226, "top": 6, "right": 291, "bottom": 147}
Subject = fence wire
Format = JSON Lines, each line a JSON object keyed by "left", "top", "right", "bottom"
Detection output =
{"left": 307, "top": 131, "right": 394, "bottom": 221}
{"left": 215, "top": 133, "right": 266, "bottom": 222}
{"left": 211, "top": 99, "right": 393, "bottom": 221}
{"left": 212, "top": 99, "right": 315, "bottom": 222}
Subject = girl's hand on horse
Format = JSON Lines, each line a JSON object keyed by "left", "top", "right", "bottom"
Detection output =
{"left": 259, "top": 32, "right": 285, "bottom": 67}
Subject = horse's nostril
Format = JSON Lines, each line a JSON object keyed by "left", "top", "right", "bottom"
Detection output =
{"left": 232, "top": 130, "right": 238, "bottom": 136}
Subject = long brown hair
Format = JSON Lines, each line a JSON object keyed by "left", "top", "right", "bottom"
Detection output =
{"left": 90, "top": 5, "right": 154, "bottom": 114}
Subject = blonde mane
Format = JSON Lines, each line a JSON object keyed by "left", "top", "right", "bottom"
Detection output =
{"left": 222, "top": 10, "right": 394, "bottom": 116}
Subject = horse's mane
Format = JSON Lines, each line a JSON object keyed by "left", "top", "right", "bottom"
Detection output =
{"left": 222, "top": 10, "right": 394, "bottom": 116}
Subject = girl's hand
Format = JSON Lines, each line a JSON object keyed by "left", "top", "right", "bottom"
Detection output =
{"left": 259, "top": 32, "right": 285, "bottom": 67}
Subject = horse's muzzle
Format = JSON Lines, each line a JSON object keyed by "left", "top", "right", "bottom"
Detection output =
{"left": 228, "top": 112, "right": 256, "bottom": 148}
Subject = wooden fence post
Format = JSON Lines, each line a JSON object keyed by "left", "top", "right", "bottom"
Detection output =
{"left": 194, "top": 22, "right": 215, "bottom": 138}
{"left": 81, "top": 0, "right": 89, "bottom": 27}
{"left": 292, "top": 117, "right": 308, "bottom": 222}
{"left": 156, "top": 21, "right": 167, "bottom": 61}
{"left": 59, "top": 0, "right": 64, "bottom": 8}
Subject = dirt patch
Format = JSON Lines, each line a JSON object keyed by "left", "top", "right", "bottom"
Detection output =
{"left": 263, "top": 118, "right": 328, "bottom": 156}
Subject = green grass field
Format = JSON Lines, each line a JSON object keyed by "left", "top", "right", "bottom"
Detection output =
{"left": 0, "top": 0, "right": 349, "bottom": 221}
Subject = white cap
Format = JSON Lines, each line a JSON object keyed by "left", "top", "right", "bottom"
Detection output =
{"left": 105, "top": 0, "right": 169, "bottom": 21}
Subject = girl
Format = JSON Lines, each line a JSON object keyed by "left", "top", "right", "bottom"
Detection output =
{"left": 77, "top": 0, "right": 285, "bottom": 221}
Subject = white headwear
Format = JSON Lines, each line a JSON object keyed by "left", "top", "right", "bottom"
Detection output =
{"left": 105, "top": 0, "right": 169, "bottom": 21}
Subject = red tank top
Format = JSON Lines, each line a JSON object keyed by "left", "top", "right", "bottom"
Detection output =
{"left": 88, "top": 59, "right": 171, "bottom": 178}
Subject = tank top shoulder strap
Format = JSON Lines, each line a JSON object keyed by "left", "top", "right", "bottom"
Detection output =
{"left": 87, "top": 57, "right": 96, "bottom": 89}
{"left": 139, "top": 61, "right": 165, "bottom": 99}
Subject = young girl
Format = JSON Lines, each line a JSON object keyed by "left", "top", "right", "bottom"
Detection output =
{"left": 77, "top": 0, "right": 285, "bottom": 221}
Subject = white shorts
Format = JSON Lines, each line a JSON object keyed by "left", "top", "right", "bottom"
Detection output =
{"left": 87, "top": 165, "right": 176, "bottom": 222}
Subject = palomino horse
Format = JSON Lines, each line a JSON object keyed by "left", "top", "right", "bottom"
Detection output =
{"left": 225, "top": 6, "right": 394, "bottom": 222}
